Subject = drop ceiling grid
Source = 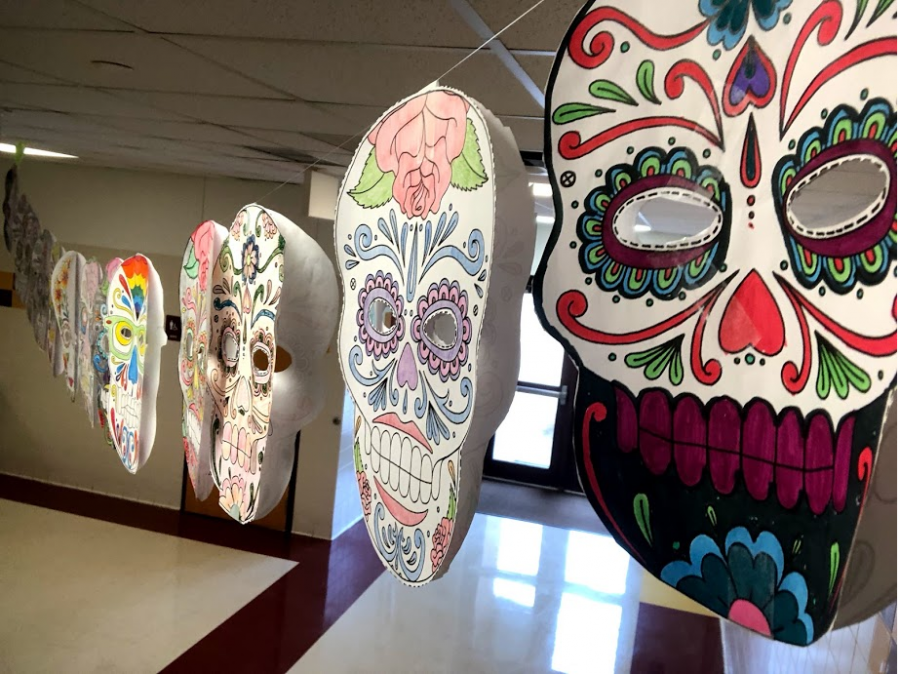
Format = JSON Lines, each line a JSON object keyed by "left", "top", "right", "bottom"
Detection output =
{"left": 0, "top": 0, "right": 561, "bottom": 181}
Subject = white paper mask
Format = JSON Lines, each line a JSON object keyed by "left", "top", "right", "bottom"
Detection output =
{"left": 78, "top": 260, "right": 103, "bottom": 425}
{"left": 51, "top": 250, "right": 84, "bottom": 400}
{"left": 535, "top": 0, "right": 896, "bottom": 644}
{"left": 179, "top": 220, "right": 227, "bottom": 501}
{"left": 94, "top": 257, "right": 123, "bottom": 442}
{"left": 335, "top": 85, "right": 535, "bottom": 584}
{"left": 208, "top": 204, "right": 337, "bottom": 523}
{"left": 104, "top": 254, "right": 166, "bottom": 473}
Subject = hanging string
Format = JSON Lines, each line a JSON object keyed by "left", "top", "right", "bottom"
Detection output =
{"left": 252, "top": 0, "right": 549, "bottom": 204}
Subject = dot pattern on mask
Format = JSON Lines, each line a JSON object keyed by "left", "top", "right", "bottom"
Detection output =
{"left": 608, "top": 353, "right": 617, "bottom": 361}
{"left": 560, "top": 171, "right": 576, "bottom": 188}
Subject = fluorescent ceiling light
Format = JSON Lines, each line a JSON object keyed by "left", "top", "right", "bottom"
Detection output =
{"left": 633, "top": 223, "right": 652, "bottom": 233}
{"left": 0, "top": 143, "right": 78, "bottom": 159}
{"left": 531, "top": 182, "right": 552, "bottom": 198}
{"left": 536, "top": 214, "right": 555, "bottom": 225}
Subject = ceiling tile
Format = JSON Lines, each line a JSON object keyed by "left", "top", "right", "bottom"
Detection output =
{"left": 96, "top": 117, "right": 256, "bottom": 144}
{"left": 0, "top": 59, "right": 62, "bottom": 84}
{"left": 231, "top": 127, "right": 349, "bottom": 155}
{"left": 170, "top": 37, "right": 465, "bottom": 107}
{"left": 0, "top": 30, "right": 282, "bottom": 97}
{"left": 112, "top": 90, "right": 359, "bottom": 135}
{"left": 468, "top": 0, "right": 585, "bottom": 52}
{"left": 0, "top": 84, "right": 190, "bottom": 120}
{"left": 514, "top": 53, "right": 554, "bottom": 94}
{"left": 440, "top": 51, "right": 542, "bottom": 116}
{"left": 0, "top": 0, "right": 129, "bottom": 31}
{"left": 80, "top": 0, "right": 481, "bottom": 47}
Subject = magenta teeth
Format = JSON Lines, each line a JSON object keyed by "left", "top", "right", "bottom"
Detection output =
{"left": 612, "top": 385, "right": 855, "bottom": 514}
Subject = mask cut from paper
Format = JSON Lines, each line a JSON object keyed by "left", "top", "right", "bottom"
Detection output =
{"left": 104, "top": 254, "right": 166, "bottom": 473}
{"left": 51, "top": 250, "right": 84, "bottom": 400}
{"left": 79, "top": 260, "right": 103, "bottom": 425}
{"left": 534, "top": 0, "right": 897, "bottom": 645}
{"left": 335, "top": 86, "right": 535, "bottom": 584}
{"left": 94, "top": 257, "right": 122, "bottom": 441}
{"left": 209, "top": 204, "right": 337, "bottom": 523}
{"left": 179, "top": 220, "right": 227, "bottom": 501}
{"left": 29, "top": 229, "right": 56, "bottom": 351}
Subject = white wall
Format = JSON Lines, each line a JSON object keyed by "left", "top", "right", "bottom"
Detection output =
{"left": 0, "top": 160, "right": 360, "bottom": 539}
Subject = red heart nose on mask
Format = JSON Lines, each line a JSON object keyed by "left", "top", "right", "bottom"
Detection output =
{"left": 719, "top": 270, "right": 786, "bottom": 356}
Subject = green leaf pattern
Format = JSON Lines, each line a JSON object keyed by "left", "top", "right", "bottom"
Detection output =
{"left": 633, "top": 493, "right": 652, "bottom": 544}
{"left": 589, "top": 79, "right": 638, "bottom": 106}
{"left": 183, "top": 244, "right": 199, "bottom": 279}
{"left": 815, "top": 333, "right": 871, "bottom": 400}
{"left": 552, "top": 103, "right": 614, "bottom": 125}
{"left": 450, "top": 118, "right": 488, "bottom": 191}
{"left": 636, "top": 60, "right": 661, "bottom": 104}
{"left": 348, "top": 147, "right": 395, "bottom": 209}
{"left": 625, "top": 336, "right": 684, "bottom": 386}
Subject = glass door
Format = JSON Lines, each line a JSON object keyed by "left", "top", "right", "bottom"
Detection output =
{"left": 483, "top": 279, "right": 581, "bottom": 492}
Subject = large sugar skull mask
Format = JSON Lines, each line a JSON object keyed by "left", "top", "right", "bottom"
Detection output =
{"left": 336, "top": 86, "right": 518, "bottom": 585}
{"left": 180, "top": 221, "right": 226, "bottom": 500}
{"left": 536, "top": 1, "right": 896, "bottom": 644}
{"left": 104, "top": 254, "right": 165, "bottom": 473}
{"left": 51, "top": 250, "right": 84, "bottom": 400}
{"left": 209, "top": 204, "right": 337, "bottom": 524}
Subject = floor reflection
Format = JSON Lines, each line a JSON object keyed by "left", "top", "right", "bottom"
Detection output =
{"left": 294, "top": 513, "right": 645, "bottom": 673}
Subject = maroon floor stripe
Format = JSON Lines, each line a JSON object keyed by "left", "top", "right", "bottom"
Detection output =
{"left": 631, "top": 602, "right": 724, "bottom": 674}
{"left": 1, "top": 474, "right": 386, "bottom": 673}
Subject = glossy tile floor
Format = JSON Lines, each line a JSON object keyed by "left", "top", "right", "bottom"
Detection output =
{"left": 0, "top": 485, "right": 895, "bottom": 673}
{"left": 0, "top": 498, "right": 296, "bottom": 673}
{"left": 293, "top": 515, "right": 713, "bottom": 674}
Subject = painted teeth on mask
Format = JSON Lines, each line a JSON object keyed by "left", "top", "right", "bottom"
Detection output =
{"left": 399, "top": 437, "right": 412, "bottom": 497}
{"left": 370, "top": 428, "right": 439, "bottom": 504}
{"left": 613, "top": 385, "right": 858, "bottom": 514}
{"left": 370, "top": 427, "right": 380, "bottom": 472}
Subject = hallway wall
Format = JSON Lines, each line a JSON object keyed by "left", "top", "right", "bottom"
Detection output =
{"left": 0, "top": 159, "right": 358, "bottom": 538}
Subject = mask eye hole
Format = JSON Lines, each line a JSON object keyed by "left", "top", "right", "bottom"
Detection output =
{"left": 787, "top": 156, "right": 890, "bottom": 239}
{"left": 222, "top": 329, "right": 239, "bottom": 365}
{"left": 614, "top": 190, "right": 721, "bottom": 250}
{"left": 423, "top": 310, "right": 457, "bottom": 350}
{"left": 252, "top": 343, "right": 272, "bottom": 383}
{"left": 115, "top": 323, "right": 133, "bottom": 346}
{"left": 368, "top": 298, "right": 397, "bottom": 335}
{"left": 183, "top": 330, "right": 194, "bottom": 361}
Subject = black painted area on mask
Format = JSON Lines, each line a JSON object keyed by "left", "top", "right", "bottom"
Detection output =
{"left": 572, "top": 366, "right": 891, "bottom": 645}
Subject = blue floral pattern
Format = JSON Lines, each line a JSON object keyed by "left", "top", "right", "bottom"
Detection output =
{"left": 662, "top": 527, "right": 814, "bottom": 645}
{"left": 700, "top": 0, "right": 793, "bottom": 50}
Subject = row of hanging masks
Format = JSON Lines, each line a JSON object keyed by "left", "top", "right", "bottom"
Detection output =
{"left": 2, "top": 167, "right": 166, "bottom": 473}
{"left": 333, "top": 0, "right": 896, "bottom": 646}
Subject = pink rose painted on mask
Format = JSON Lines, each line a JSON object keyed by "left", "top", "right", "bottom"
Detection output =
{"left": 367, "top": 92, "right": 469, "bottom": 219}
{"left": 357, "top": 471, "right": 372, "bottom": 518}
{"left": 430, "top": 516, "right": 453, "bottom": 571}
{"left": 191, "top": 221, "right": 215, "bottom": 292}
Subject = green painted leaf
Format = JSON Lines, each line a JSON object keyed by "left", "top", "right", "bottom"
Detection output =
{"left": 849, "top": 0, "right": 870, "bottom": 35}
{"left": 871, "top": 0, "right": 895, "bottom": 25}
{"left": 589, "top": 79, "right": 637, "bottom": 106}
{"left": 448, "top": 484, "right": 458, "bottom": 521}
{"left": 450, "top": 118, "right": 488, "bottom": 191}
{"left": 636, "top": 60, "right": 661, "bottom": 104}
{"left": 829, "top": 542, "right": 840, "bottom": 595}
{"left": 633, "top": 494, "right": 652, "bottom": 544}
{"left": 353, "top": 440, "right": 363, "bottom": 473}
{"left": 793, "top": 538, "right": 802, "bottom": 555}
{"left": 552, "top": 102, "right": 614, "bottom": 125}
{"left": 348, "top": 147, "right": 394, "bottom": 208}
{"left": 706, "top": 506, "right": 717, "bottom": 527}
{"left": 625, "top": 336, "right": 684, "bottom": 386}
{"left": 183, "top": 244, "right": 199, "bottom": 279}
{"left": 816, "top": 333, "right": 871, "bottom": 400}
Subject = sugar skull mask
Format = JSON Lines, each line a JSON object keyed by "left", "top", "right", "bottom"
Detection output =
{"left": 335, "top": 86, "right": 535, "bottom": 584}
{"left": 94, "top": 257, "right": 123, "bottom": 441}
{"left": 536, "top": 0, "right": 897, "bottom": 644}
{"left": 180, "top": 220, "right": 227, "bottom": 501}
{"left": 78, "top": 260, "right": 103, "bottom": 425}
{"left": 104, "top": 254, "right": 166, "bottom": 473}
{"left": 51, "top": 250, "right": 84, "bottom": 400}
{"left": 209, "top": 204, "right": 337, "bottom": 524}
